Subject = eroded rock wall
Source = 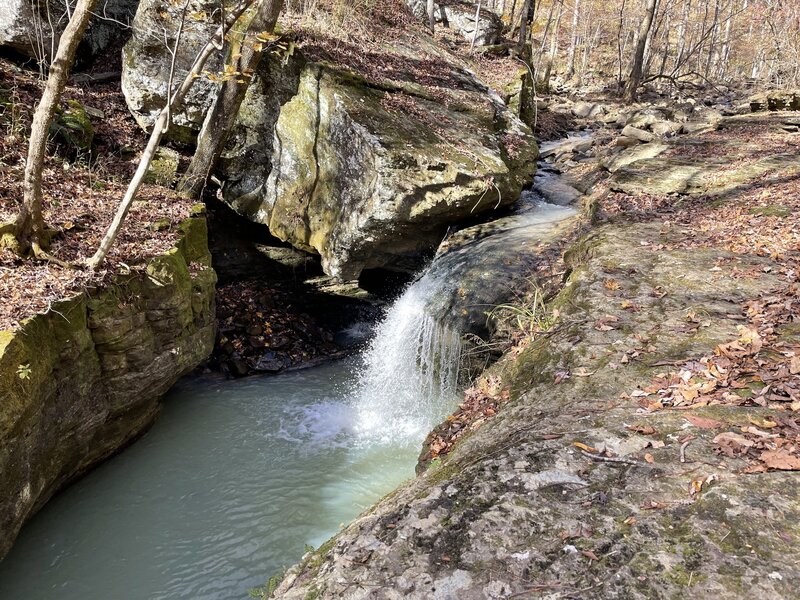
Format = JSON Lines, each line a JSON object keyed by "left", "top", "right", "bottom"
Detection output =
{"left": 0, "top": 214, "right": 216, "bottom": 561}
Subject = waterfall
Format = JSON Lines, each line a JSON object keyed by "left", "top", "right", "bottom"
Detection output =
{"left": 351, "top": 271, "right": 463, "bottom": 445}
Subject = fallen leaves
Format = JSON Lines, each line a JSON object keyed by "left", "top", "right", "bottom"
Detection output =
{"left": 593, "top": 315, "right": 620, "bottom": 332}
{"left": 688, "top": 473, "right": 719, "bottom": 497}
{"left": 710, "top": 415, "right": 800, "bottom": 472}
{"left": 790, "top": 356, "right": 800, "bottom": 375}
{"left": 713, "top": 432, "right": 754, "bottom": 456}
{"left": 626, "top": 424, "right": 657, "bottom": 435}
{"left": 573, "top": 441, "right": 599, "bottom": 453}
{"left": 0, "top": 59, "right": 197, "bottom": 331}
{"left": 420, "top": 374, "right": 512, "bottom": 464}
{"left": 759, "top": 449, "right": 800, "bottom": 471}
{"left": 212, "top": 280, "right": 342, "bottom": 376}
{"left": 640, "top": 500, "right": 667, "bottom": 510}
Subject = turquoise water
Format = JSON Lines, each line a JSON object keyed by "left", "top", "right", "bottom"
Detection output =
{"left": 0, "top": 361, "right": 420, "bottom": 600}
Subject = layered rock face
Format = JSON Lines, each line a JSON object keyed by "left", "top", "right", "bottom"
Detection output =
{"left": 122, "top": 0, "right": 537, "bottom": 279}
{"left": 749, "top": 89, "right": 800, "bottom": 112}
{"left": 0, "top": 0, "right": 138, "bottom": 61}
{"left": 0, "top": 215, "right": 216, "bottom": 561}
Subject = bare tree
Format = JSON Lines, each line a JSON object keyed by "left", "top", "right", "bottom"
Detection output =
{"left": 565, "top": 0, "right": 581, "bottom": 79}
{"left": 470, "top": 1, "right": 483, "bottom": 52}
{"left": 87, "top": 0, "right": 255, "bottom": 270}
{"left": 625, "top": 0, "right": 658, "bottom": 101}
{"left": 179, "top": 0, "right": 284, "bottom": 199}
{"left": 13, "top": 0, "right": 99, "bottom": 258}
{"left": 517, "top": 0, "right": 534, "bottom": 49}
{"left": 427, "top": 0, "right": 436, "bottom": 32}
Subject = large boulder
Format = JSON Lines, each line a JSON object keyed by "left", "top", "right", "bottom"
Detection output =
{"left": 231, "top": 60, "right": 536, "bottom": 280}
{"left": 122, "top": 0, "right": 224, "bottom": 142}
{"left": 406, "top": 0, "right": 502, "bottom": 46}
{"left": 123, "top": 1, "right": 538, "bottom": 280}
{"left": 749, "top": 89, "right": 800, "bottom": 112}
{"left": 0, "top": 0, "right": 138, "bottom": 61}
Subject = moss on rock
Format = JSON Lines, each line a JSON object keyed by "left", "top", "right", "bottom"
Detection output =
{"left": 0, "top": 212, "right": 216, "bottom": 561}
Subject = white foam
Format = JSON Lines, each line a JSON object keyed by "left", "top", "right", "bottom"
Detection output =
{"left": 350, "top": 272, "right": 463, "bottom": 445}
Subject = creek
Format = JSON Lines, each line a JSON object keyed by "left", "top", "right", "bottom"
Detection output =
{"left": 0, "top": 175, "right": 579, "bottom": 599}
{"left": 0, "top": 357, "right": 456, "bottom": 600}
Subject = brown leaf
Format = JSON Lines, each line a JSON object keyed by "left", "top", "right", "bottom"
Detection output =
{"left": 582, "top": 550, "right": 600, "bottom": 562}
{"left": 573, "top": 367, "right": 595, "bottom": 377}
{"left": 644, "top": 453, "right": 655, "bottom": 464}
{"left": 760, "top": 449, "right": 800, "bottom": 471}
{"left": 626, "top": 424, "right": 657, "bottom": 435}
{"left": 713, "top": 432, "right": 754, "bottom": 457}
{"left": 790, "top": 356, "right": 800, "bottom": 375}
{"left": 741, "top": 463, "right": 768, "bottom": 474}
{"left": 640, "top": 500, "right": 667, "bottom": 510}
{"left": 554, "top": 370, "right": 570, "bottom": 384}
{"left": 685, "top": 415, "right": 725, "bottom": 429}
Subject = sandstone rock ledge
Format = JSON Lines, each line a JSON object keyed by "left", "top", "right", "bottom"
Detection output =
{"left": 0, "top": 213, "right": 217, "bottom": 561}
{"left": 273, "top": 221, "right": 799, "bottom": 599}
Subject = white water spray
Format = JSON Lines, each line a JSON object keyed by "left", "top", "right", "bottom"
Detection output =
{"left": 351, "top": 272, "right": 463, "bottom": 444}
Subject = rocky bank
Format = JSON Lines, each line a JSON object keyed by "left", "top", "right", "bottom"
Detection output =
{"left": 0, "top": 213, "right": 216, "bottom": 561}
{"left": 271, "top": 110, "right": 800, "bottom": 599}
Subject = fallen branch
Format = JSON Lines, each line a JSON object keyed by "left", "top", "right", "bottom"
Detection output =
{"left": 580, "top": 450, "right": 647, "bottom": 467}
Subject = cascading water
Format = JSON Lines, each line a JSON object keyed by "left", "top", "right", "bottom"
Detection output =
{"left": 0, "top": 189, "right": 577, "bottom": 600}
{"left": 351, "top": 271, "right": 463, "bottom": 444}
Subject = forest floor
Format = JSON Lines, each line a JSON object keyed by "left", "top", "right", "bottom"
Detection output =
{"left": 0, "top": 56, "right": 197, "bottom": 331}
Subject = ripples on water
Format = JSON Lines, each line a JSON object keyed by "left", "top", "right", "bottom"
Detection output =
{"left": 0, "top": 275, "right": 464, "bottom": 600}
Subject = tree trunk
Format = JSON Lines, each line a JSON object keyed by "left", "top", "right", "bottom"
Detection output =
{"left": 565, "top": 0, "right": 581, "bottom": 79}
{"left": 624, "top": 0, "right": 658, "bottom": 102}
{"left": 674, "top": 0, "right": 691, "bottom": 71}
{"left": 534, "top": 0, "right": 557, "bottom": 72}
{"left": 518, "top": 0, "right": 534, "bottom": 49}
{"left": 16, "top": 0, "right": 98, "bottom": 255}
{"left": 87, "top": 0, "right": 255, "bottom": 271}
{"left": 427, "top": 0, "right": 436, "bottom": 32}
{"left": 541, "top": 0, "right": 563, "bottom": 84}
{"left": 718, "top": 0, "right": 735, "bottom": 80}
{"left": 615, "top": 0, "right": 627, "bottom": 87}
{"left": 179, "top": 0, "right": 284, "bottom": 199}
{"left": 470, "top": 0, "right": 483, "bottom": 51}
